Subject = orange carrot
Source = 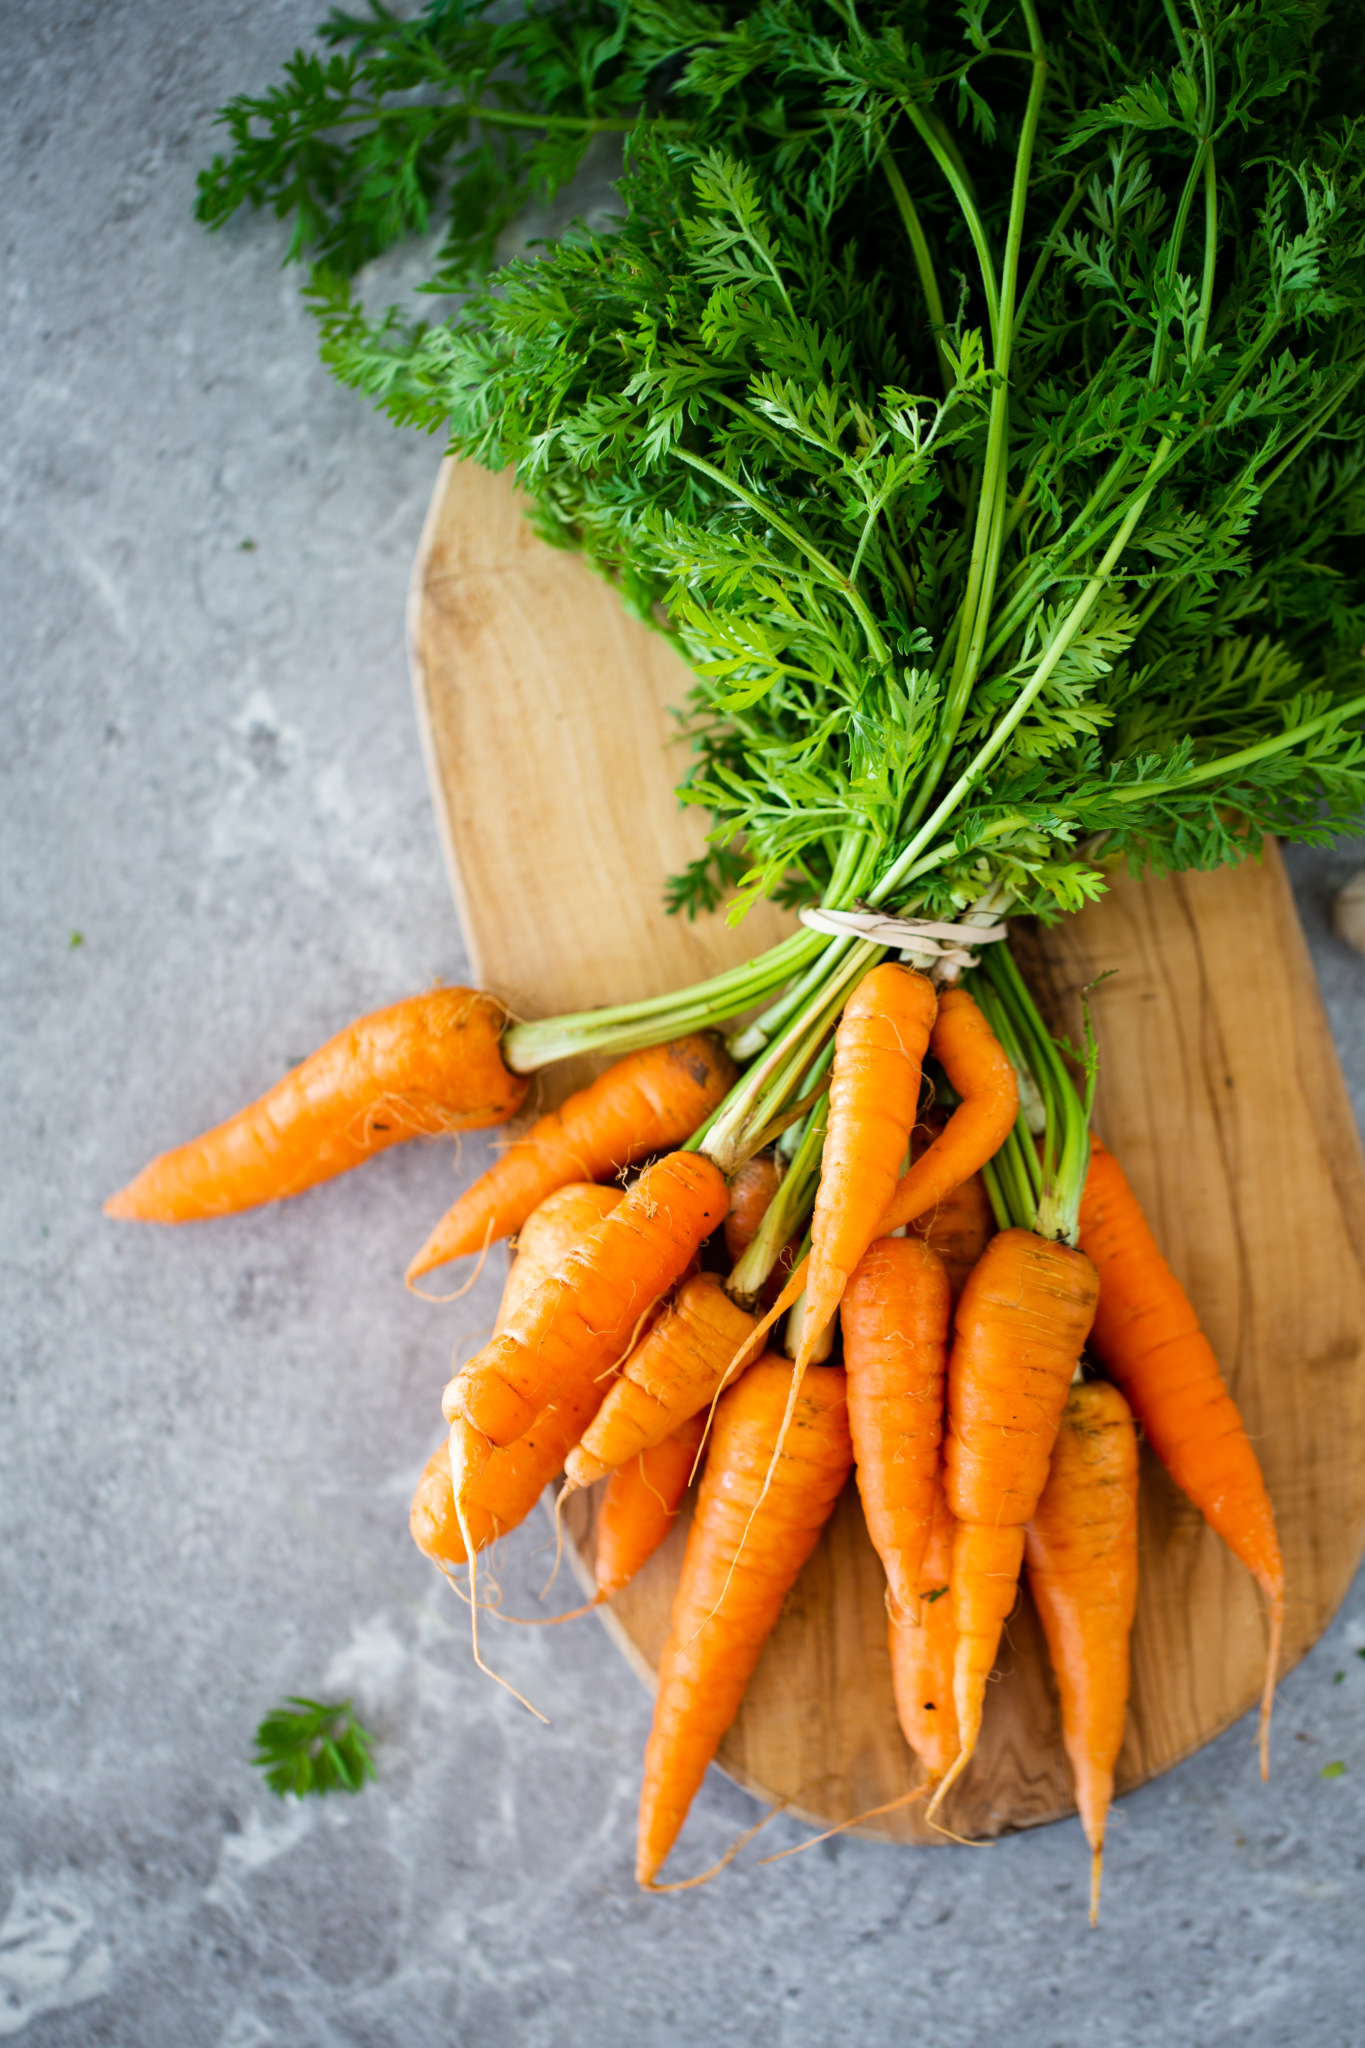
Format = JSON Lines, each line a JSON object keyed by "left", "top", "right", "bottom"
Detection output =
{"left": 793, "top": 962, "right": 937, "bottom": 1370}
{"left": 410, "top": 1181, "right": 633, "bottom": 1569}
{"left": 1025, "top": 1378, "right": 1140, "bottom": 1925}
{"left": 887, "top": 1474, "right": 960, "bottom": 1785}
{"left": 595, "top": 1415, "right": 708, "bottom": 1600}
{"left": 105, "top": 987, "right": 524, "bottom": 1223}
{"left": 728, "top": 984, "right": 1014, "bottom": 1382}
{"left": 1079, "top": 1136, "right": 1284, "bottom": 1776}
{"left": 494, "top": 1182, "right": 622, "bottom": 1334}
{"left": 906, "top": 1108, "right": 996, "bottom": 1304}
{"left": 408, "top": 1035, "right": 735, "bottom": 1279}
{"left": 444, "top": 1151, "right": 727, "bottom": 1497}
{"left": 879, "top": 986, "right": 1019, "bottom": 1236}
{"left": 932, "top": 1227, "right": 1100, "bottom": 1813}
{"left": 563, "top": 1271, "right": 756, "bottom": 1489}
{"left": 842, "top": 1236, "right": 951, "bottom": 1619}
{"left": 723, "top": 1154, "right": 782, "bottom": 1264}
{"left": 636, "top": 1356, "right": 852, "bottom": 1887}
{"left": 412, "top": 1370, "right": 601, "bottom": 1566}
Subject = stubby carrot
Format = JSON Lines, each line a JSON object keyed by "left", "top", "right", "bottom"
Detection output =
{"left": 411, "top": 1372, "right": 601, "bottom": 1565}
{"left": 931, "top": 1227, "right": 1100, "bottom": 1815}
{"left": 842, "top": 1236, "right": 951, "bottom": 1619}
{"left": 1026, "top": 1378, "right": 1140, "bottom": 1925}
{"left": 723, "top": 1154, "right": 782, "bottom": 1265}
{"left": 887, "top": 1474, "right": 960, "bottom": 1786}
{"left": 106, "top": 986, "right": 524, "bottom": 1222}
{"left": 879, "top": 987, "right": 1019, "bottom": 1236}
{"left": 564, "top": 1272, "right": 756, "bottom": 1489}
{"left": 906, "top": 1107, "right": 995, "bottom": 1304}
{"left": 444, "top": 1151, "right": 727, "bottom": 1498}
{"left": 792, "top": 964, "right": 936, "bottom": 1370}
{"left": 1078, "top": 1136, "right": 1284, "bottom": 1776}
{"left": 636, "top": 1356, "right": 852, "bottom": 1887}
{"left": 408, "top": 1035, "right": 735, "bottom": 1279}
{"left": 494, "top": 1182, "right": 622, "bottom": 1334}
{"left": 595, "top": 1415, "right": 708, "bottom": 1600}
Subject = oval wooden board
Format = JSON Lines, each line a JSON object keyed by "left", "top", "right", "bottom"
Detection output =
{"left": 411, "top": 456, "right": 1365, "bottom": 1845}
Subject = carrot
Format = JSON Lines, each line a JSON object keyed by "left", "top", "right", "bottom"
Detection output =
{"left": 1078, "top": 1136, "right": 1284, "bottom": 1776}
{"left": 563, "top": 1272, "right": 756, "bottom": 1489}
{"left": 636, "top": 1356, "right": 852, "bottom": 1888}
{"left": 1025, "top": 1378, "right": 1140, "bottom": 1925}
{"left": 408, "top": 1034, "right": 735, "bottom": 1280}
{"left": 105, "top": 986, "right": 524, "bottom": 1223}
{"left": 727, "top": 984, "right": 1014, "bottom": 1383}
{"left": 842, "top": 1236, "right": 951, "bottom": 1619}
{"left": 879, "top": 986, "right": 1019, "bottom": 1236}
{"left": 595, "top": 1415, "right": 708, "bottom": 1600}
{"left": 443, "top": 1151, "right": 728, "bottom": 1495}
{"left": 887, "top": 1474, "right": 960, "bottom": 1785}
{"left": 932, "top": 1227, "right": 1100, "bottom": 1815}
{"left": 906, "top": 1107, "right": 996, "bottom": 1304}
{"left": 494, "top": 1182, "right": 622, "bottom": 1334}
{"left": 411, "top": 1180, "right": 633, "bottom": 1568}
{"left": 723, "top": 1154, "right": 782, "bottom": 1264}
{"left": 793, "top": 962, "right": 937, "bottom": 1370}
{"left": 412, "top": 1371, "right": 600, "bottom": 1565}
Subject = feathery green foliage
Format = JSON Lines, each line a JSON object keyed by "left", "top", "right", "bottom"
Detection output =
{"left": 252, "top": 1696, "right": 376, "bottom": 1798}
{"left": 201, "top": 0, "right": 1365, "bottom": 1100}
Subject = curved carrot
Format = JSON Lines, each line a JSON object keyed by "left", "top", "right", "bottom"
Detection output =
{"left": 444, "top": 1151, "right": 728, "bottom": 1495}
{"left": 1025, "top": 1378, "right": 1140, "bottom": 1926}
{"left": 933, "top": 1227, "right": 1099, "bottom": 1814}
{"left": 412, "top": 1369, "right": 600, "bottom": 1566}
{"left": 906, "top": 1107, "right": 996, "bottom": 1304}
{"left": 494, "top": 1182, "right": 622, "bottom": 1334}
{"left": 636, "top": 1356, "right": 852, "bottom": 1888}
{"left": 563, "top": 1271, "right": 756, "bottom": 1489}
{"left": 879, "top": 987, "right": 1019, "bottom": 1235}
{"left": 408, "top": 1034, "right": 735, "bottom": 1279}
{"left": 106, "top": 986, "right": 524, "bottom": 1223}
{"left": 595, "top": 1414, "right": 708, "bottom": 1600}
{"left": 842, "top": 1236, "right": 951, "bottom": 1619}
{"left": 887, "top": 1473, "right": 960, "bottom": 1785}
{"left": 794, "top": 962, "right": 937, "bottom": 1370}
{"left": 723, "top": 1154, "right": 782, "bottom": 1264}
{"left": 1078, "top": 1136, "right": 1284, "bottom": 1777}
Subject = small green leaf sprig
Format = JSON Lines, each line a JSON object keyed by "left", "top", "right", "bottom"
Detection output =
{"left": 252, "top": 1696, "right": 376, "bottom": 1799}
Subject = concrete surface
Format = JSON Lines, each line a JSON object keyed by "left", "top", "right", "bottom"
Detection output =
{"left": 5, "top": 5, "right": 1365, "bottom": 2043}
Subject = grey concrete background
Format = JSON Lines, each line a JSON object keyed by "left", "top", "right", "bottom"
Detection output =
{"left": 5, "top": 4, "right": 1365, "bottom": 2043}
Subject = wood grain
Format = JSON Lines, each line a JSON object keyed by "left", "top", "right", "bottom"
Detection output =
{"left": 411, "top": 458, "right": 1365, "bottom": 1846}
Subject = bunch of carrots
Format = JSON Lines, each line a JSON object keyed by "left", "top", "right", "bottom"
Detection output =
{"left": 107, "top": 948, "right": 1283, "bottom": 1922}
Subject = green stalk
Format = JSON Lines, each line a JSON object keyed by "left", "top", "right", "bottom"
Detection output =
{"left": 881, "top": 144, "right": 952, "bottom": 395}
{"left": 727, "top": 1093, "right": 828, "bottom": 1300}
{"left": 898, "top": 4, "right": 1050, "bottom": 833}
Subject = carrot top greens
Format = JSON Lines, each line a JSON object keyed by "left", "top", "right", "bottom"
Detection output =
{"left": 202, "top": 0, "right": 1365, "bottom": 1090}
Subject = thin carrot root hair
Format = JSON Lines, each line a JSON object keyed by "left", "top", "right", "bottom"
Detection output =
{"left": 407, "top": 1215, "right": 497, "bottom": 1303}
{"left": 637, "top": 1801, "right": 789, "bottom": 1894}
{"left": 1090, "top": 1843, "right": 1104, "bottom": 1929}
{"left": 1259, "top": 1596, "right": 1283, "bottom": 1782}
{"left": 436, "top": 1563, "right": 602, "bottom": 1626}
{"left": 450, "top": 1443, "right": 549, "bottom": 1724}
{"left": 538, "top": 1483, "right": 568, "bottom": 1602}
{"left": 758, "top": 1785, "right": 928, "bottom": 1865}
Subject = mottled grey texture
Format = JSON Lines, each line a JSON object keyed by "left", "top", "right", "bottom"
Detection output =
{"left": 4, "top": 6, "right": 1365, "bottom": 2044}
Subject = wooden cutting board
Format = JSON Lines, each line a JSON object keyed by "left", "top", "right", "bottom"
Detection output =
{"left": 410, "top": 456, "right": 1365, "bottom": 1845}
